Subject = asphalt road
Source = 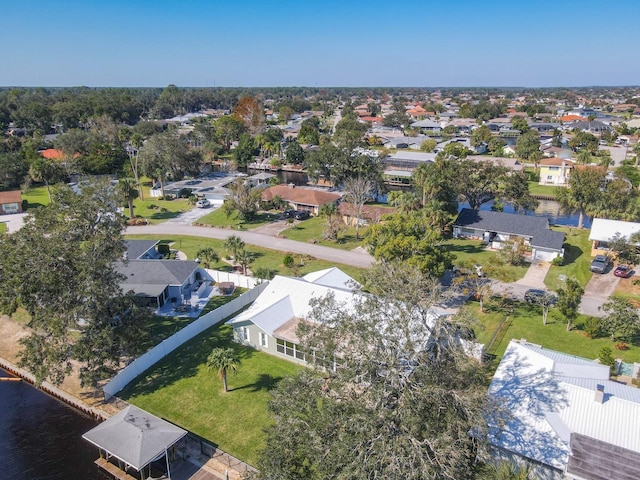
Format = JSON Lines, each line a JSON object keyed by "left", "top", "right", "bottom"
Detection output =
{"left": 125, "top": 223, "right": 375, "bottom": 269}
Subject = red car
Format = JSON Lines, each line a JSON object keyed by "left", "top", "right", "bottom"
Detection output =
{"left": 613, "top": 264, "right": 634, "bottom": 278}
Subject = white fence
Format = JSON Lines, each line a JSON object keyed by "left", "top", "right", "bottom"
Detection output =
{"left": 103, "top": 282, "right": 268, "bottom": 399}
{"left": 207, "top": 269, "right": 263, "bottom": 289}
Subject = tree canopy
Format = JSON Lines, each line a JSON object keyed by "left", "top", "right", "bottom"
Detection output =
{"left": 257, "top": 262, "right": 492, "bottom": 480}
{"left": 0, "top": 181, "right": 149, "bottom": 387}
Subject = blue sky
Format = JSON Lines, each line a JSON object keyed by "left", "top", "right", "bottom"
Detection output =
{"left": 2, "top": 0, "right": 639, "bottom": 87}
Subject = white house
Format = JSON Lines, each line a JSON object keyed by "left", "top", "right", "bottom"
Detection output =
{"left": 488, "top": 340, "right": 640, "bottom": 480}
{"left": 226, "top": 268, "right": 360, "bottom": 364}
{"left": 588, "top": 218, "right": 640, "bottom": 256}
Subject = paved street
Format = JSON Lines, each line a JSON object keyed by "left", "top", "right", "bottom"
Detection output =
{"left": 126, "top": 223, "right": 375, "bottom": 268}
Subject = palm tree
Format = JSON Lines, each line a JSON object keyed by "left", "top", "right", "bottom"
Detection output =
{"left": 235, "top": 248, "right": 254, "bottom": 275}
{"left": 224, "top": 235, "right": 245, "bottom": 262}
{"left": 206, "top": 348, "right": 238, "bottom": 393}
{"left": 116, "top": 177, "right": 139, "bottom": 219}
{"left": 196, "top": 247, "right": 219, "bottom": 269}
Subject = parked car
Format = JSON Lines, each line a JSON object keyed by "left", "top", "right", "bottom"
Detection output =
{"left": 524, "top": 288, "right": 557, "bottom": 305}
{"left": 282, "top": 209, "right": 295, "bottom": 219}
{"left": 589, "top": 255, "right": 610, "bottom": 274}
{"left": 195, "top": 199, "right": 211, "bottom": 208}
{"left": 453, "top": 264, "right": 485, "bottom": 277}
{"left": 613, "top": 264, "right": 634, "bottom": 278}
{"left": 294, "top": 210, "right": 310, "bottom": 220}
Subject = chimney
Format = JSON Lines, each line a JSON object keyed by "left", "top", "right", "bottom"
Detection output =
{"left": 594, "top": 384, "right": 605, "bottom": 404}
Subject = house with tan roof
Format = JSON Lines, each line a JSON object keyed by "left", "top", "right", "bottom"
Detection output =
{"left": 261, "top": 184, "right": 342, "bottom": 215}
{"left": 0, "top": 190, "right": 23, "bottom": 215}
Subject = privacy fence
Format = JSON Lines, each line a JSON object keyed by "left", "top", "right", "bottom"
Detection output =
{"left": 103, "top": 282, "right": 267, "bottom": 398}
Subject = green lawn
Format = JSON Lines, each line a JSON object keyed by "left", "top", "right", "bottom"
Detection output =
{"left": 194, "top": 208, "right": 279, "bottom": 229}
{"left": 279, "top": 217, "right": 367, "bottom": 251}
{"left": 22, "top": 185, "right": 50, "bottom": 209}
{"left": 125, "top": 234, "right": 365, "bottom": 282}
{"left": 471, "top": 297, "right": 640, "bottom": 370}
{"left": 145, "top": 289, "right": 245, "bottom": 347}
{"left": 442, "top": 238, "right": 529, "bottom": 283}
{"left": 0, "top": 222, "right": 6, "bottom": 234}
{"left": 545, "top": 227, "right": 593, "bottom": 291}
{"left": 528, "top": 182, "right": 559, "bottom": 198}
{"left": 126, "top": 197, "right": 193, "bottom": 224}
{"left": 120, "top": 324, "right": 302, "bottom": 466}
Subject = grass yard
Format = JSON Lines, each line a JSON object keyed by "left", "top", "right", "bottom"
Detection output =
{"left": 126, "top": 197, "right": 193, "bottom": 224}
{"left": 22, "top": 185, "right": 50, "bottom": 209}
{"left": 545, "top": 227, "right": 593, "bottom": 291}
{"left": 0, "top": 222, "right": 6, "bottom": 233}
{"left": 471, "top": 297, "right": 640, "bottom": 371}
{"left": 279, "top": 216, "right": 367, "bottom": 251}
{"left": 528, "top": 182, "right": 559, "bottom": 198}
{"left": 195, "top": 208, "right": 279, "bottom": 229}
{"left": 145, "top": 289, "right": 245, "bottom": 347}
{"left": 442, "top": 238, "right": 529, "bottom": 283}
{"left": 120, "top": 324, "right": 302, "bottom": 466}
{"left": 124, "top": 234, "right": 365, "bottom": 282}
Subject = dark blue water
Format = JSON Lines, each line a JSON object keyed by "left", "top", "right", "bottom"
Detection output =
{"left": 460, "top": 198, "right": 591, "bottom": 228}
{"left": 0, "top": 368, "right": 109, "bottom": 480}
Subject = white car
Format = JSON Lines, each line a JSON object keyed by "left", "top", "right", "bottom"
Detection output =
{"left": 195, "top": 199, "right": 211, "bottom": 208}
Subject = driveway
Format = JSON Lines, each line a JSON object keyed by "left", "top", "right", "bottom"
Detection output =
{"left": 490, "top": 261, "right": 552, "bottom": 301}
{"left": 0, "top": 213, "right": 27, "bottom": 233}
{"left": 578, "top": 270, "right": 620, "bottom": 318}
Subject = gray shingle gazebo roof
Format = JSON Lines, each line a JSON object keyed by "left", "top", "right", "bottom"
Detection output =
{"left": 83, "top": 405, "right": 187, "bottom": 471}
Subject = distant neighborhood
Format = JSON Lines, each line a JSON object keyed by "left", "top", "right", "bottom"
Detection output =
{"left": 1, "top": 85, "right": 640, "bottom": 480}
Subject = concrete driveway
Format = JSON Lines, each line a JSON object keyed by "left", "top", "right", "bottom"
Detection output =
{"left": 491, "top": 261, "right": 552, "bottom": 301}
{"left": 0, "top": 213, "right": 27, "bottom": 233}
{"left": 578, "top": 270, "right": 621, "bottom": 318}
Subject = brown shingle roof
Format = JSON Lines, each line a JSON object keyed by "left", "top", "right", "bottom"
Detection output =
{"left": 0, "top": 190, "right": 22, "bottom": 204}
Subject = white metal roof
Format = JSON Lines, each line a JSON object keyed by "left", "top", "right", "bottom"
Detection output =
{"left": 489, "top": 340, "right": 640, "bottom": 469}
{"left": 589, "top": 218, "right": 640, "bottom": 244}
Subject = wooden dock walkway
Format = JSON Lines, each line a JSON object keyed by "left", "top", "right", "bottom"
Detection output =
{"left": 95, "top": 457, "right": 225, "bottom": 480}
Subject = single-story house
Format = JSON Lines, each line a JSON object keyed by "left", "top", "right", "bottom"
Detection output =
{"left": 410, "top": 118, "right": 441, "bottom": 135}
{"left": 261, "top": 184, "right": 342, "bottom": 215}
{"left": 383, "top": 136, "right": 426, "bottom": 150}
{"left": 248, "top": 172, "right": 276, "bottom": 187}
{"left": 539, "top": 158, "right": 574, "bottom": 186}
{"left": 117, "top": 259, "right": 210, "bottom": 309}
{"left": 227, "top": 267, "right": 471, "bottom": 365}
{"left": 488, "top": 339, "right": 640, "bottom": 480}
{"left": 467, "top": 155, "right": 524, "bottom": 173}
{"left": 227, "top": 268, "right": 361, "bottom": 365}
{"left": 0, "top": 190, "right": 23, "bottom": 215}
{"left": 339, "top": 202, "right": 396, "bottom": 226}
{"left": 453, "top": 209, "right": 565, "bottom": 261}
{"left": 383, "top": 151, "right": 436, "bottom": 170}
{"left": 588, "top": 218, "right": 640, "bottom": 257}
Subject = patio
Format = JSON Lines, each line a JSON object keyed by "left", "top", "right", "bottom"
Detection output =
{"left": 156, "top": 283, "right": 236, "bottom": 319}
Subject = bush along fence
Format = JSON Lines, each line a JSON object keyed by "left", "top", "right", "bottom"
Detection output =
{"left": 103, "top": 282, "right": 268, "bottom": 399}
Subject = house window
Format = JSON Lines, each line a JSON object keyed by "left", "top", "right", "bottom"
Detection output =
{"left": 259, "top": 332, "right": 268, "bottom": 348}
{"left": 239, "top": 326, "right": 250, "bottom": 342}
{"left": 276, "top": 339, "right": 304, "bottom": 360}
{"left": 547, "top": 175, "right": 553, "bottom": 181}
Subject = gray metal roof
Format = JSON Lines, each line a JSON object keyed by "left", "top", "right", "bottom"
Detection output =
{"left": 83, "top": 405, "right": 187, "bottom": 471}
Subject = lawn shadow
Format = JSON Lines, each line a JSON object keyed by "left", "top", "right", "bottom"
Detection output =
{"left": 444, "top": 242, "right": 486, "bottom": 255}
{"left": 560, "top": 244, "right": 584, "bottom": 266}
{"left": 230, "top": 373, "right": 283, "bottom": 393}
{"left": 149, "top": 211, "right": 184, "bottom": 220}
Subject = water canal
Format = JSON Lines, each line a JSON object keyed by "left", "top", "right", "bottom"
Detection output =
{"left": 0, "top": 368, "right": 109, "bottom": 479}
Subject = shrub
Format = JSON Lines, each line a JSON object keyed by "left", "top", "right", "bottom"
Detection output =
{"left": 551, "top": 256, "right": 563, "bottom": 266}
{"left": 615, "top": 342, "right": 629, "bottom": 351}
{"left": 583, "top": 317, "right": 601, "bottom": 338}
{"left": 598, "top": 346, "right": 615, "bottom": 373}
